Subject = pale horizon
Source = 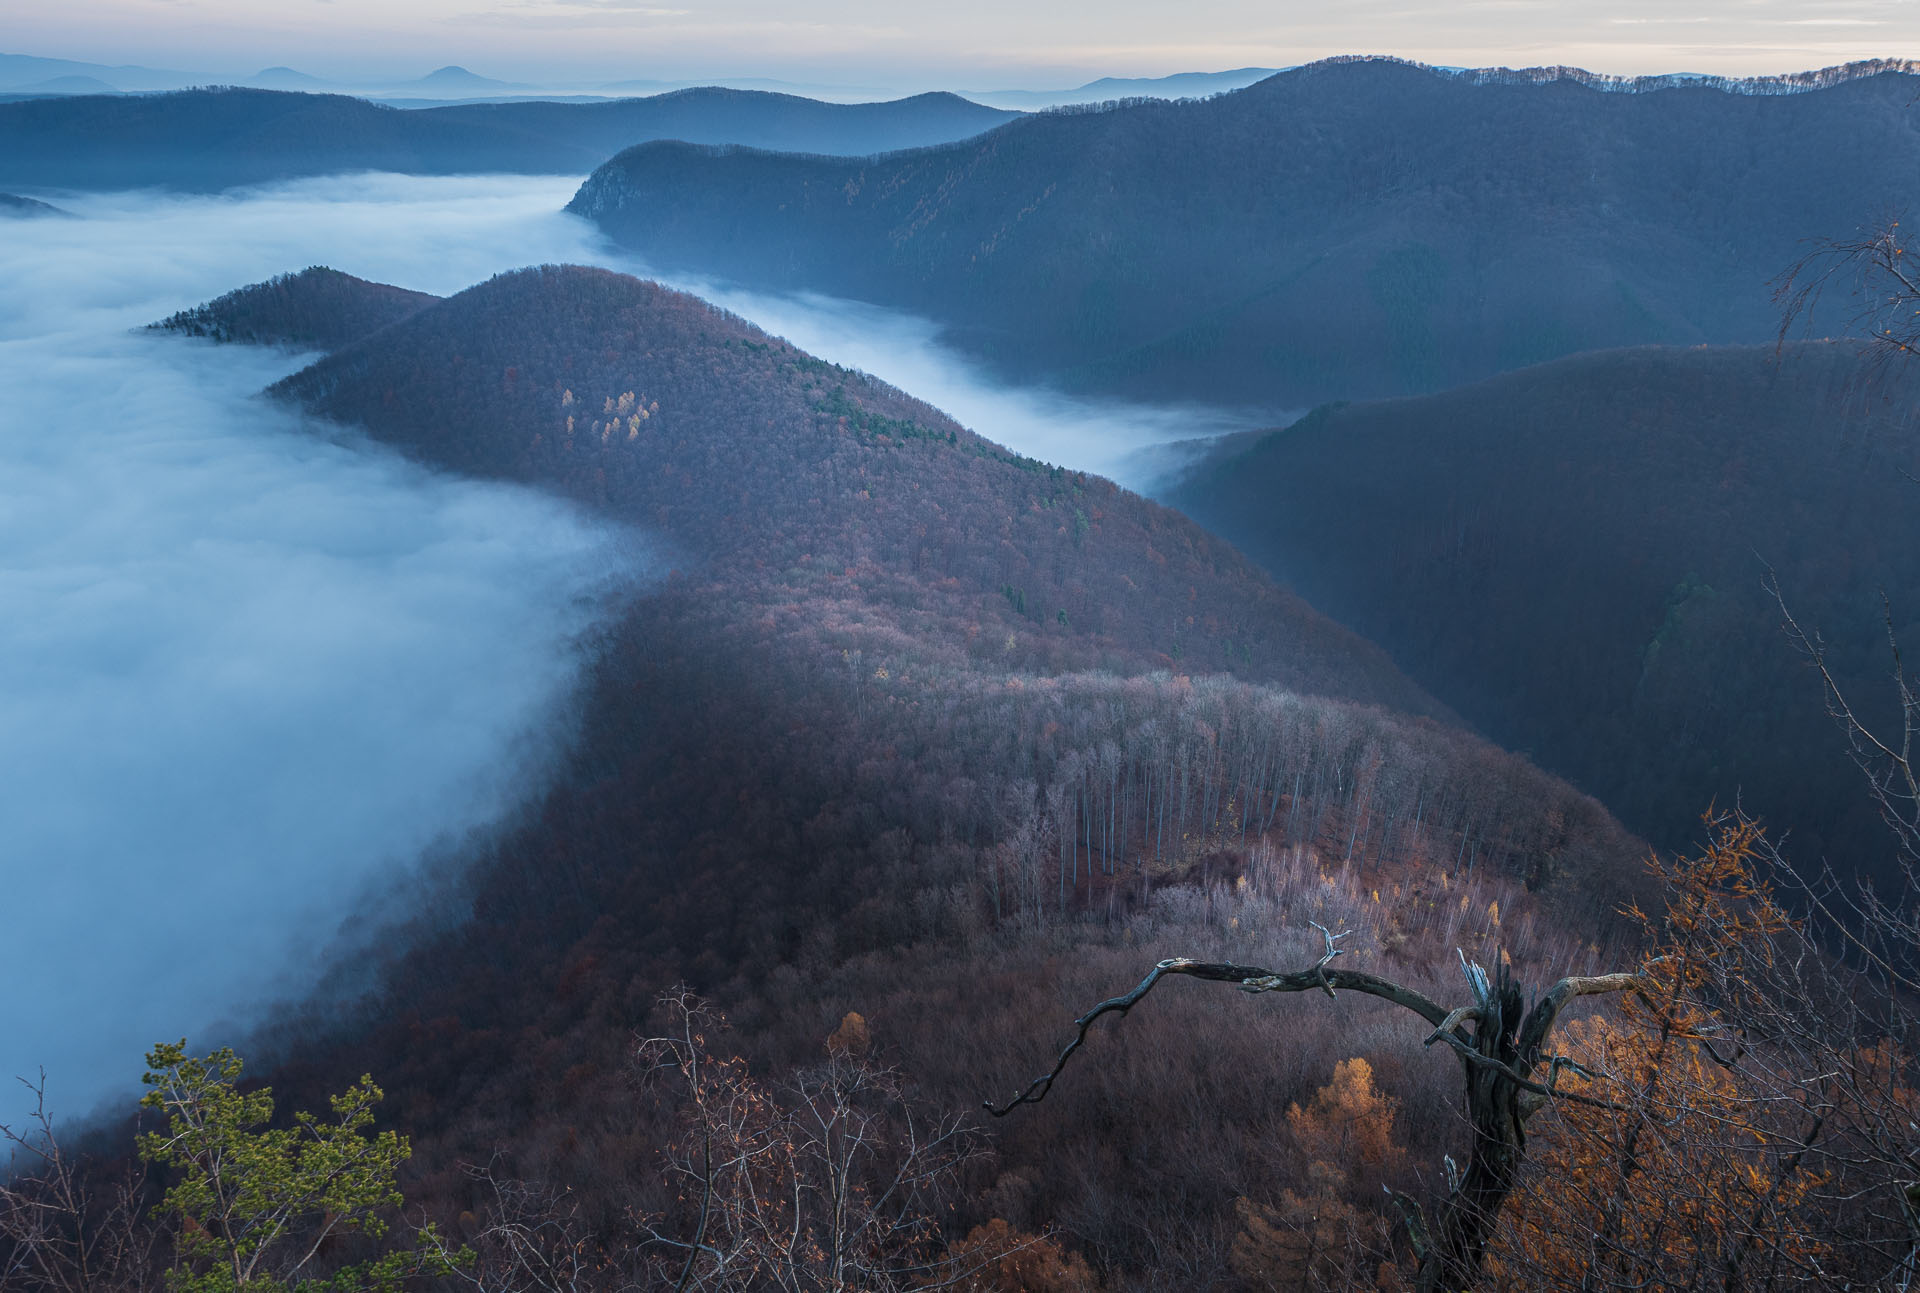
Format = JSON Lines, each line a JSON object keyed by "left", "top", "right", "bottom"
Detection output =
{"left": 7, "top": 0, "right": 1919, "bottom": 95}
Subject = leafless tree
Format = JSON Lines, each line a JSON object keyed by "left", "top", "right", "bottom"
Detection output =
{"left": 0, "top": 1074, "right": 157, "bottom": 1293}
{"left": 425, "top": 1155, "right": 612, "bottom": 1293}
{"left": 635, "top": 990, "right": 1025, "bottom": 1292}
{"left": 985, "top": 923, "right": 1649, "bottom": 1292}
{"left": 1776, "top": 216, "right": 1920, "bottom": 368}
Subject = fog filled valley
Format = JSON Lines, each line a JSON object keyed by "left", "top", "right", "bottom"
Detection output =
{"left": 0, "top": 178, "right": 642, "bottom": 1129}
{"left": 7, "top": 45, "right": 1920, "bottom": 1293}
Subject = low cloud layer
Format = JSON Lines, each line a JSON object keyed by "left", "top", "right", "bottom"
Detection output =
{"left": 0, "top": 172, "right": 1242, "bottom": 1128}
{"left": 0, "top": 176, "right": 640, "bottom": 1127}
{"left": 603, "top": 275, "right": 1268, "bottom": 488}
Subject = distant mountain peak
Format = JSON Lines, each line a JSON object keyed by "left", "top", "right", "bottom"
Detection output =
{"left": 405, "top": 65, "right": 528, "bottom": 92}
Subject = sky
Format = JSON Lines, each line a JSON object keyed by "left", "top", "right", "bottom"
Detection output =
{"left": 7, "top": 0, "right": 1919, "bottom": 91}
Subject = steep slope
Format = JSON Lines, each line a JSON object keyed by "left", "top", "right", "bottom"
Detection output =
{"left": 151, "top": 266, "right": 439, "bottom": 350}
{"left": 572, "top": 57, "right": 1920, "bottom": 407}
{"left": 1175, "top": 341, "right": 1920, "bottom": 880}
{"left": 268, "top": 263, "right": 1439, "bottom": 710}
{"left": 138, "top": 264, "right": 1652, "bottom": 1285}
{"left": 0, "top": 86, "right": 1017, "bottom": 192}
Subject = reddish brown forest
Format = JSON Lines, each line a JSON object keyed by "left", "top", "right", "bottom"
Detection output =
{"left": 8, "top": 265, "right": 1908, "bottom": 1292}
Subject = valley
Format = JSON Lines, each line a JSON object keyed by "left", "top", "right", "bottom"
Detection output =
{"left": 4, "top": 39, "right": 1920, "bottom": 1293}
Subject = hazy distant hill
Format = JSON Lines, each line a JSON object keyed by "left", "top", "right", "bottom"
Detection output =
{"left": 0, "top": 85, "right": 1017, "bottom": 191}
{"left": 1175, "top": 341, "right": 1920, "bottom": 879}
{"left": 428, "top": 88, "right": 1017, "bottom": 160}
{"left": 249, "top": 66, "right": 333, "bottom": 91}
{"left": 12, "top": 75, "right": 120, "bottom": 96}
{"left": 401, "top": 64, "right": 531, "bottom": 94}
{"left": 573, "top": 57, "right": 1920, "bottom": 407}
{"left": 0, "top": 191, "right": 70, "bottom": 216}
{"left": 966, "top": 67, "right": 1282, "bottom": 110}
{"left": 0, "top": 51, "right": 190, "bottom": 93}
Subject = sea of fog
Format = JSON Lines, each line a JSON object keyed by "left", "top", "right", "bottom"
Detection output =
{"left": 0, "top": 173, "right": 1248, "bottom": 1129}
{"left": 0, "top": 176, "right": 636, "bottom": 1130}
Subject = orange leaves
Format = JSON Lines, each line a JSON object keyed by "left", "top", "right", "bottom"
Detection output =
{"left": 1286, "top": 1056, "right": 1407, "bottom": 1177}
{"left": 942, "top": 1219, "right": 1099, "bottom": 1293}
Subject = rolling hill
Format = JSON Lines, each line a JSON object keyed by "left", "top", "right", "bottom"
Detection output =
{"left": 1174, "top": 340, "right": 1920, "bottom": 881}
{"left": 0, "top": 86, "right": 1017, "bottom": 192}
{"left": 262, "top": 262, "right": 1443, "bottom": 708}
{"left": 133, "top": 263, "right": 1649, "bottom": 1283}
{"left": 152, "top": 266, "right": 439, "bottom": 349}
{"left": 572, "top": 57, "right": 1920, "bottom": 408}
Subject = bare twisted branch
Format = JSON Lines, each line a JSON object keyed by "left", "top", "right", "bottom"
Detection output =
{"left": 985, "top": 941, "right": 1450, "bottom": 1117}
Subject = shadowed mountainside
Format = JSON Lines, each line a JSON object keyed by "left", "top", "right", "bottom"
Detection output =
{"left": 132, "top": 264, "right": 1650, "bottom": 1284}
{"left": 572, "top": 57, "right": 1920, "bottom": 408}
{"left": 1174, "top": 341, "right": 1920, "bottom": 881}
{"left": 0, "top": 86, "right": 1017, "bottom": 192}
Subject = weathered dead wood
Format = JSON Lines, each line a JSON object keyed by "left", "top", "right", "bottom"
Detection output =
{"left": 987, "top": 928, "right": 1647, "bottom": 1291}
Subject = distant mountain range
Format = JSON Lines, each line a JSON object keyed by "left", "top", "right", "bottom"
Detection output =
{"left": 0, "top": 52, "right": 192, "bottom": 93}
{"left": 964, "top": 67, "right": 1283, "bottom": 109}
{"left": 0, "top": 85, "right": 1017, "bottom": 191}
{"left": 573, "top": 56, "right": 1920, "bottom": 408}
{"left": 1174, "top": 340, "right": 1920, "bottom": 880}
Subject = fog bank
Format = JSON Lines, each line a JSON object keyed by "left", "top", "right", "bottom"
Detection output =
{"left": 0, "top": 176, "right": 638, "bottom": 1128}
{"left": 592, "top": 273, "right": 1269, "bottom": 488}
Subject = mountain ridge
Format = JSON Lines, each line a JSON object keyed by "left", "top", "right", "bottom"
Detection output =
{"left": 573, "top": 58, "right": 1920, "bottom": 407}
{"left": 259, "top": 262, "right": 1447, "bottom": 714}
{"left": 0, "top": 85, "right": 1017, "bottom": 191}
{"left": 1173, "top": 339, "right": 1920, "bottom": 879}
{"left": 121, "top": 260, "right": 1657, "bottom": 1288}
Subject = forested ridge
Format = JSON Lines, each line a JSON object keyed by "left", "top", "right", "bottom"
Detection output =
{"left": 0, "top": 86, "right": 1015, "bottom": 192}
{"left": 1174, "top": 341, "right": 1920, "bottom": 885}
{"left": 153, "top": 266, "right": 440, "bottom": 350}
{"left": 570, "top": 57, "right": 1920, "bottom": 407}
{"left": 12, "top": 263, "right": 1663, "bottom": 1289}
{"left": 267, "top": 263, "right": 1443, "bottom": 707}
